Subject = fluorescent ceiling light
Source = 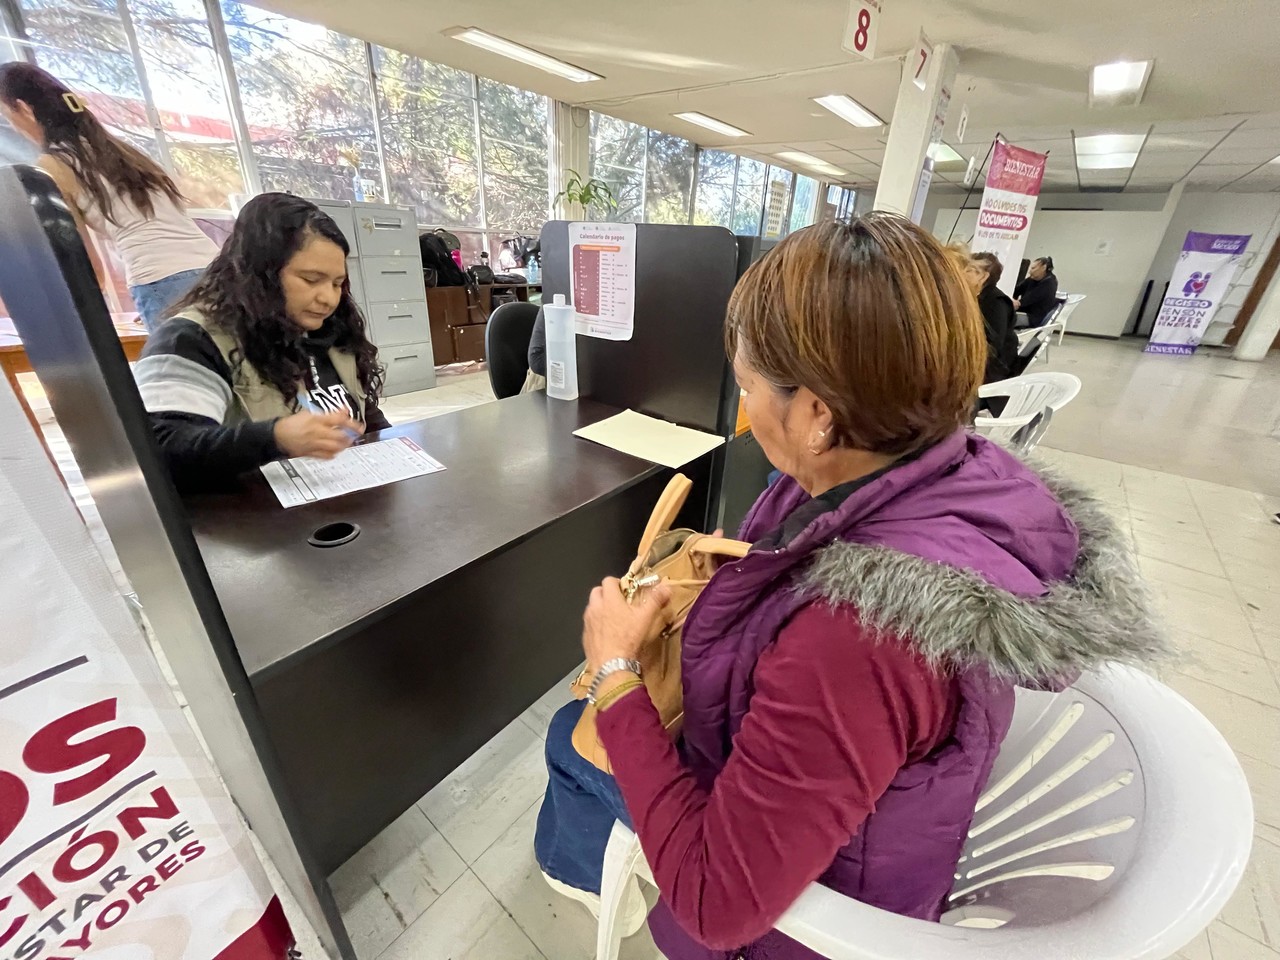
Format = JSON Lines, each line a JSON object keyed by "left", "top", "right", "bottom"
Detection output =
{"left": 1090, "top": 60, "right": 1153, "bottom": 105}
{"left": 775, "top": 150, "right": 849, "bottom": 178}
{"left": 673, "top": 112, "right": 750, "bottom": 138}
{"left": 1077, "top": 153, "right": 1139, "bottom": 170}
{"left": 812, "top": 94, "right": 883, "bottom": 128}
{"left": 445, "top": 27, "right": 602, "bottom": 82}
{"left": 1075, "top": 134, "right": 1146, "bottom": 155}
{"left": 927, "top": 142, "right": 964, "bottom": 164}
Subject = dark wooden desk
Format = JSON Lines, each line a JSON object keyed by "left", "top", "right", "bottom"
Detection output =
{"left": 186, "top": 393, "right": 687, "bottom": 873}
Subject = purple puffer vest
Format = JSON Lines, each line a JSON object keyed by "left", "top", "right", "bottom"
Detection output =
{"left": 647, "top": 431, "right": 1083, "bottom": 960}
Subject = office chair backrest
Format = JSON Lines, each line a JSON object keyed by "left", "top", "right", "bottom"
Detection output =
{"left": 485, "top": 301, "right": 540, "bottom": 399}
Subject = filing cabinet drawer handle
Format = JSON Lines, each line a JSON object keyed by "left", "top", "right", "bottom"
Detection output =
{"left": 387, "top": 314, "right": 414, "bottom": 320}
{"left": 372, "top": 218, "right": 404, "bottom": 229}
{"left": 391, "top": 354, "right": 420, "bottom": 362}
{"left": 380, "top": 269, "right": 409, "bottom": 275}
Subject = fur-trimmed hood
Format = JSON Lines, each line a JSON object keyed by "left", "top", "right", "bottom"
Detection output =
{"left": 797, "top": 456, "right": 1173, "bottom": 685}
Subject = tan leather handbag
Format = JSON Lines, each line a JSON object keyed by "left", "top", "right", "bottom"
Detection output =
{"left": 570, "top": 474, "right": 751, "bottom": 772}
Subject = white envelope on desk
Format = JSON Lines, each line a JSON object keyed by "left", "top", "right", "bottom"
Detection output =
{"left": 573, "top": 410, "right": 725, "bottom": 469}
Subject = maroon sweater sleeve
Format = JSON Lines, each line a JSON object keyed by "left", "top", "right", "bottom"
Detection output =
{"left": 596, "top": 602, "right": 957, "bottom": 950}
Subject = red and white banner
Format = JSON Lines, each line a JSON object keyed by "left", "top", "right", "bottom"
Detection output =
{"left": 971, "top": 140, "right": 1048, "bottom": 297}
{"left": 0, "top": 377, "right": 294, "bottom": 960}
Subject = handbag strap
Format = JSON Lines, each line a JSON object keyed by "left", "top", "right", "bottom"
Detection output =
{"left": 630, "top": 474, "right": 693, "bottom": 574}
{"left": 689, "top": 536, "right": 751, "bottom": 559}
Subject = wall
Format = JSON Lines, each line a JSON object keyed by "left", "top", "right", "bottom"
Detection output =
{"left": 933, "top": 200, "right": 1179, "bottom": 337}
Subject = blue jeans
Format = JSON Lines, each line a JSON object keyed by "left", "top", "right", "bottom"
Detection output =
{"left": 129, "top": 268, "right": 205, "bottom": 333}
{"left": 534, "top": 699, "right": 632, "bottom": 894}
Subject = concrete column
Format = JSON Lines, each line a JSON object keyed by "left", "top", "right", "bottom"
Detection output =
{"left": 1234, "top": 269, "right": 1280, "bottom": 361}
{"left": 549, "top": 101, "right": 591, "bottom": 219}
{"left": 874, "top": 42, "right": 959, "bottom": 218}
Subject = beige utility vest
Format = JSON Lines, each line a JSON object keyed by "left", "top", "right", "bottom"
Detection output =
{"left": 178, "top": 309, "right": 367, "bottom": 423}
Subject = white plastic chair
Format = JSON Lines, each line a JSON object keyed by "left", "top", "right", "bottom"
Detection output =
{"left": 974, "top": 372, "right": 1081, "bottom": 454}
{"left": 595, "top": 665, "right": 1253, "bottom": 960}
{"left": 1045, "top": 294, "right": 1086, "bottom": 345}
{"left": 1015, "top": 322, "right": 1059, "bottom": 369}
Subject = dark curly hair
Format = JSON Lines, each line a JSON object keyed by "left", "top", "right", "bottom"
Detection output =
{"left": 175, "top": 193, "right": 384, "bottom": 407}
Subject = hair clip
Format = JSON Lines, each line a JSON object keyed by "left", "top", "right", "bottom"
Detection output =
{"left": 62, "top": 92, "right": 86, "bottom": 114}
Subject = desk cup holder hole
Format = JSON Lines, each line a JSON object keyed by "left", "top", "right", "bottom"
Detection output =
{"left": 308, "top": 521, "right": 360, "bottom": 548}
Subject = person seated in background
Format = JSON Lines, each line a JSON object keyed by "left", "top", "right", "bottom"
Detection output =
{"left": 523, "top": 305, "right": 548, "bottom": 393}
{"left": 1013, "top": 255, "right": 1060, "bottom": 327}
{"left": 533, "top": 215, "right": 1166, "bottom": 959}
{"left": 965, "top": 251, "right": 1020, "bottom": 415}
{"left": 133, "top": 192, "right": 389, "bottom": 491}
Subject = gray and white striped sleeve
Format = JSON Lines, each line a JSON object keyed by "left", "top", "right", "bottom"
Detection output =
{"left": 133, "top": 318, "right": 233, "bottom": 423}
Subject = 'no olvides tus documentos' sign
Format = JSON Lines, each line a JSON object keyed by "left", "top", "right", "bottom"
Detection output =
{"left": 971, "top": 140, "right": 1048, "bottom": 298}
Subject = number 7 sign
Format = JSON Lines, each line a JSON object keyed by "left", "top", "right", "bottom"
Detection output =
{"left": 842, "top": 0, "right": 882, "bottom": 62}
{"left": 913, "top": 30, "right": 935, "bottom": 90}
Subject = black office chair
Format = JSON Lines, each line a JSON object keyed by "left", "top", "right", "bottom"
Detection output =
{"left": 485, "top": 301, "right": 540, "bottom": 399}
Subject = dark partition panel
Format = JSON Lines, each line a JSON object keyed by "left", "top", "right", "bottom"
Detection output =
{"left": 0, "top": 165, "right": 353, "bottom": 958}
{"left": 540, "top": 221, "right": 740, "bottom": 437}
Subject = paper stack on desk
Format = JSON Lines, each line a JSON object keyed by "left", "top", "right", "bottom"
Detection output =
{"left": 262, "top": 436, "right": 445, "bottom": 508}
{"left": 573, "top": 409, "right": 725, "bottom": 469}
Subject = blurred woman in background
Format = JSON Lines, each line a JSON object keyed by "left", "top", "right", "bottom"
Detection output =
{"left": 965, "top": 251, "right": 1020, "bottom": 387}
{"left": 1014, "top": 255, "right": 1060, "bottom": 328}
{"left": 0, "top": 62, "right": 217, "bottom": 332}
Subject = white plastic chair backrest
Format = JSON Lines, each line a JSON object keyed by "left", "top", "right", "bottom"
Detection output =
{"left": 1007, "top": 405, "right": 1053, "bottom": 455}
{"left": 977, "top": 372, "right": 1081, "bottom": 429}
{"left": 598, "top": 666, "right": 1253, "bottom": 960}
{"left": 943, "top": 680, "right": 1145, "bottom": 926}
{"left": 1053, "top": 295, "right": 1086, "bottom": 327}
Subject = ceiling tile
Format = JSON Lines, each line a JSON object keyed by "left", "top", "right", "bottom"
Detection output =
{"left": 1142, "top": 133, "right": 1222, "bottom": 151}
{"left": 1212, "top": 127, "right": 1280, "bottom": 148}
{"left": 1151, "top": 118, "right": 1245, "bottom": 134}
{"left": 1241, "top": 112, "right": 1280, "bottom": 129}
{"left": 1200, "top": 147, "right": 1276, "bottom": 165}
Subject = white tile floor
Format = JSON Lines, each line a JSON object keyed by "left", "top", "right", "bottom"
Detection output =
{"left": 23, "top": 338, "right": 1280, "bottom": 960}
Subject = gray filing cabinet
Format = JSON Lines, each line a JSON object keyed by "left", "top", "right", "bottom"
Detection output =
{"left": 312, "top": 199, "right": 436, "bottom": 396}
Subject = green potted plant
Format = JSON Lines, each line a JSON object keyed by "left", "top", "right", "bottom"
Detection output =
{"left": 554, "top": 169, "right": 617, "bottom": 220}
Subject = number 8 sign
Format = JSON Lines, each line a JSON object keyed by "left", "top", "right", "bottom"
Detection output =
{"left": 842, "top": 0, "right": 882, "bottom": 61}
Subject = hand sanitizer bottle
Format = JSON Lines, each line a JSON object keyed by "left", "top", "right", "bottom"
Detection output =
{"left": 543, "top": 293, "right": 578, "bottom": 401}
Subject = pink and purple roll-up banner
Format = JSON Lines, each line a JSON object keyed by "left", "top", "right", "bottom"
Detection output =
{"left": 1146, "top": 232, "right": 1251, "bottom": 356}
{"left": 971, "top": 140, "right": 1048, "bottom": 297}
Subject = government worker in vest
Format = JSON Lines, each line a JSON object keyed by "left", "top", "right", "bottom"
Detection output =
{"left": 534, "top": 215, "right": 1166, "bottom": 959}
{"left": 133, "top": 193, "right": 388, "bottom": 491}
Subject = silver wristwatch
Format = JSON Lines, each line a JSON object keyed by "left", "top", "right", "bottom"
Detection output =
{"left": 587, "top": 658, "right": 642, "bottom": 704}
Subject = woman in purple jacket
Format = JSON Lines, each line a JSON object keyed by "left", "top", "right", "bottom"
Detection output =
{"left": 534, "top": 214, "right": 1166, "bottom": 959}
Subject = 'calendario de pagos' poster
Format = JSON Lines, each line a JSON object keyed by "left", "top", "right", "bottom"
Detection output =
{"left": 0, "top": 376, "right": 294, "bottom": 960}
{"left": 568, "top": 221, "right": 637, "bottom": 341}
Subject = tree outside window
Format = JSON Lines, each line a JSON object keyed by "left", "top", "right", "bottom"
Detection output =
{"left": 644, "top": 130, "right": 694, "bottom": 224}
{"left": 478, "top": 77, "right": 548, "bottom": 235}
{"left": 374, "top": 45, "right": 480, "bottom": 227}
{"left": 220, "top": 1, "right": 381, "bottom": 202}
{"left": 693, "top": 149, "right": 736, "bottom": 228}
{"left": 590, "top": 112, "right": 644, "bottom": 222}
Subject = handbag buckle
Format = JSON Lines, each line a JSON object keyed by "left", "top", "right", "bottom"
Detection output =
{"left": 622, "top": 572, "right": 660, "bottom": 603}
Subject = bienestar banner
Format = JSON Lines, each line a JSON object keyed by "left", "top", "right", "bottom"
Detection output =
{"left": 971, "top": 140, "right": 1048, "bottom": 297}
{"left": 1146, "top": 232, "right": 1251, "bottom": 355}
{"left": 0, "top": 378, "right": 295, "bottom": 960}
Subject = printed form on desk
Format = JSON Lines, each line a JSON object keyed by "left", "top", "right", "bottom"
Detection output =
{"left": 573, "top": 410, "right": 724, "bottom": 469}
{"left": 262, "top": 436, "right": 445, "bottom": 508}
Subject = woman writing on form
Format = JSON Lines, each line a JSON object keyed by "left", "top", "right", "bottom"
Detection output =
{"left": 0, "top": 62, "right": 218, "bottom": 331}
{"left": 132, "top": 193, "right": 389, "bottom": 491}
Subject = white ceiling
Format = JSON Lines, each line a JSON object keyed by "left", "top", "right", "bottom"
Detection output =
{"left": 259, "top": 0, "right": 1280, "bottom": 194}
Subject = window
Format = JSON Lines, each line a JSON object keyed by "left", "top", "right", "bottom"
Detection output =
{"left": 692, "top": 148, "right": 736, "bottom": 228}
{"left": 374, "top": 46, "right": 480, "bottom": 226}
{"left": 221, "top": 2, "right": 381, "bottom": 202}
{"left": 16, "top": 0, "right": 156, "bottom": 158}
{"left": 478, "top": 77, "right": 548, "bottom": 233}
{"left": 644, "top": 131, "right": 694, "bottom": 224}
{"left": 128, "top": 0, "right": 245, "bottom": 207}
{"left": 731, "top": 157, "right": 766, "bottom": 235}
{"left": 789, "top": 174, "right": 819, "bottom": 233}
{"left": 824, "top": 184, "right": 856, "bottom": 221}
{"left": 761, "top": 166, "right": 794, "bottom": 238}
{"left": 590, "top": 112, "right": 644, "bottom": 222}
